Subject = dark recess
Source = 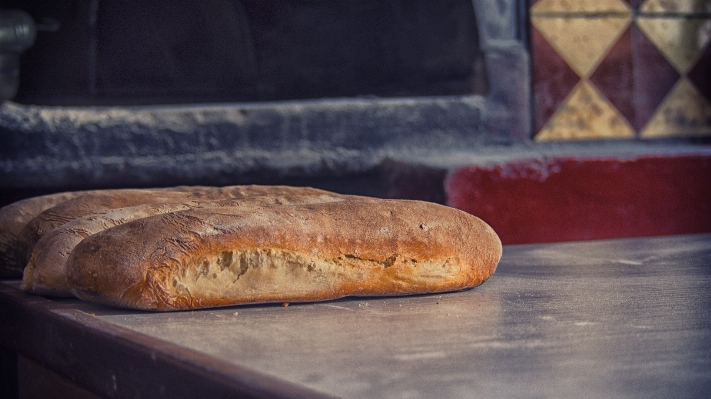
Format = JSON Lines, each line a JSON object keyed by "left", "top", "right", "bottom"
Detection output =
{"left": 7, "top": 0, "right": 487, "bottom": 106}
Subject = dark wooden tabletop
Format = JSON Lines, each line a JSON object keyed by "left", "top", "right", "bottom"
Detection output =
{"left": 2, "top": 234, "right": 710, "bottom": 398}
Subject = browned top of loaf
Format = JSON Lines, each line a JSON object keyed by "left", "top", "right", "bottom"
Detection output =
{"left": 67, "top": 199, "right": 501, "bottom": 311}
{"left": 15, "top": 185, "right": 334, "bottom": 268}
{"left": 0, "top": 190, "right": 89, "bottom": 277}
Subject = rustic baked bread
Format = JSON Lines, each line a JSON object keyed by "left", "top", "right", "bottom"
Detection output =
{"left": 0, "top": 191, "right": 90, "bottom": 278}
{"left": 66, "top": 200, "right": 501, "bottom": 311}
{"left": 1, "top": 187, "right": 217, "bottom": 274}
{"left": 15, "top": 185, "right": 333, "bottom": 269}
{"left": 23, "top": 193, "right": 347, "bottom": 297}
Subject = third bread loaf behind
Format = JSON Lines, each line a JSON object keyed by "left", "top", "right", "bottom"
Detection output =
{"left": 0, "top": 191, "right": 90, "bottom": 278}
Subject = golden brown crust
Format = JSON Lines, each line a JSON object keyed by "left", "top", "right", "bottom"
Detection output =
{"left": 0, "top": 191, "right": 90, "bottom": 278}
{"left": 67, "top": 200, "right": 501, "bottom": 311}
{"left": 15, "top": 185, "right": 333, "bottom": 269}
{"left": 23, "top": 193, "right": 346, "bottom": 296}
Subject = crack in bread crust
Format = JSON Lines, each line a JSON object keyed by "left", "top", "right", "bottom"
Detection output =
{"left": 133, "top": 248, "right": 462, "bottom": 310}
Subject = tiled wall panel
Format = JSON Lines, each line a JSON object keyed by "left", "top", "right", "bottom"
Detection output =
{"left": 531, "top": 0, "right": 711, "bottom": 140}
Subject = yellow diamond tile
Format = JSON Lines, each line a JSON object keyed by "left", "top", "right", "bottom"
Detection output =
{"left": 535, "top": 80, "right": 635, "bottom": 141}
{"left": 636, "top": 17, "right": 711, "bottom": 73}
{"left": 531, "top": 16, "right": 632, "bottom": 77}
{"left": 640, "top": 0, "right": 711, "bottom": 13}
{"left": 532, "top": 0, "right": 631, "bottom": 14}
{"left": 640, "top": 78, "right": 711, "bottom": 138}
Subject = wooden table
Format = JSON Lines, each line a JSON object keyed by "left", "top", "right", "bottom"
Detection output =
{"left": 2, "top": 234, "right": 710, "bottom": 398}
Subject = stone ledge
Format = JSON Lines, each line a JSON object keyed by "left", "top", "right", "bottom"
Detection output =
{"left": 446, "top": 151, "right": 711, "bottom": 244}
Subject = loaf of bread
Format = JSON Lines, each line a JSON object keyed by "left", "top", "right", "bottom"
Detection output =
{"left": 66, "top": 200, "right": 501, "bottom": 311}
{"left": 23, "top": 193, "right": 347, "bottom": 297}
{"left": 1, "top": 187, "right": 220, "bottom": 275}
{"left": 0, "top": 191, "right": 90, "bottom": 278}
{"left": 15, "top": 185, "right": 333, "bottom": 269}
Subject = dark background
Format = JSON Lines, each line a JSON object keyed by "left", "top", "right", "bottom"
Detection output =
{"left": 4, "top": 0, "right": 487, "bottom": 106}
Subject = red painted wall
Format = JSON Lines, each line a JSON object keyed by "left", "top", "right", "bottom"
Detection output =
{"left": 446, "top": 154, "right": 711, "bottom": 244}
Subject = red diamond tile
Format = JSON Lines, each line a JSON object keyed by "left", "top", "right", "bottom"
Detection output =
{"left": 633, "top": 23, "right": 680, "bottom": 131}
{"left": 625, "top": 0, "right": 644, "bottom": 9}
{"left": 590, "top": 25, "right": 635, "bottom": 129}
{"left": 531, "top": 25, "right": 580, "bottom": 134}
{"left": 688, "top": 41, "right": 711, "bottom": 103}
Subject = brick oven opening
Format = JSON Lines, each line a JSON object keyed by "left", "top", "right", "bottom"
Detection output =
{"left": 6, "top": 0, "right": 488, "bottom": 106}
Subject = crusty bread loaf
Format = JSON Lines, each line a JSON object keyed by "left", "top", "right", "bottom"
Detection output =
{"left": 15, "top": 185, "right": 333, "bottom": 268}
{"left": 23, "top": 193, "right": 347, "bottom": 297}
{"left": 67, "top": 200, "right": 501, "bottom": 311}
{"left": 1, "top": 188, "right": 202, "bottom": 276}
{"left": 0, "top": 191, "right": 90, "bottom": 278}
